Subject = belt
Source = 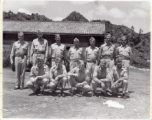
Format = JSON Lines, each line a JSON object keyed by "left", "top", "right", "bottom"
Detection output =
{"left": 15, "top": 54, "right": 26, "bottom": 58}
{"left": 117, "top": 55, "right": 130, "bottom": 60}
{"left": 70, "top": 59, "right": 80, "bottom": 62}
{"left": 34, "top": 51, "right": 45, "bottom": 54}
{"left": 102, "top": 55, "right": 111, "bottom": 59}
{"left": 86, "top": 60, "right": 96, "bottom": 63}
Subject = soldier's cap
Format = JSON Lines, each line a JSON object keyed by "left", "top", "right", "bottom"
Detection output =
{"left": 55, "top": 34, "right": 60, "bottom": 37}
{"left": 74, "top": 38, "right": 79, "bottom": 42}
{"left": 18, "top": 32, "right": 24, "bottom": 36}
{"left": 55, "top": 57, "right": 62, "bottom": 63}
{"left": 90, "top": 37, "right": 95, "bottom": 41}
{"left": 37, "top": 29, "right": 43, "bottom": 34}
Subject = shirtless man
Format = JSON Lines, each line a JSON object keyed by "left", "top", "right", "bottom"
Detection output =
{"left": 67, "top": 60, "right": 92, "bottom": 96}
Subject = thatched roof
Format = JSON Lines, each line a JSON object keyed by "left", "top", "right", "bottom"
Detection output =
{"left": 3, "top": 21, "right": 105, "bottom": 35}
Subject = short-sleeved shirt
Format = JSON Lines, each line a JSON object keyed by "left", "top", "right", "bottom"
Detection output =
{"left": 85, "top": 46, "right": 99, "bottom": 61}
{"left": 29, "top": 64, "right": 49, "bottom": 78}
{"left": 112, "top": 66, "right": 127, "bottom": 82}
{"left": 70, "top": 67, "right": 91, "bottom": 83}
{"left": 50, "top": 43, "right": 66, "bottom": 59}
{"left": 30, "top": 38, "right": 48, "bottom": 56}
{"left": 93, "top": 66, "right": 111, "bottom": 80}
{"left": 50, "top": 65, "right": 67, "bottom": 79}
{"left": 11, "top": 41, "right": 29, "bottom": 56}
{"left": 68, "top": 46, "right": 83, "bottom": 60}
{"left": 117, "top": 45, "right": 132, "bottom": 57}
{"left": 100, "top": 43, "right": 115, "bottom": 57}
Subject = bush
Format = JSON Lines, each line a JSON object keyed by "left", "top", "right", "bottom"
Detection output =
{"left": 3, "top": 50, "right": 11, "bottom": 67}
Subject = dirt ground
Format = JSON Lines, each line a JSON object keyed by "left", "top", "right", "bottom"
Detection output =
{"left": 3, "top": 68, "right": 150, "bottom": 119}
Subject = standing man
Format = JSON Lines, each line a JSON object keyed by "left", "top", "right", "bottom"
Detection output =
{"left": 99, "top": 32, "right": 115, "bottom": 70}
{"left": 67, "top": 60, "right": 92, "bottom": 96}
{"left": 10, "top": 32, "right": 30, "bottom": 90}
{"left": 26, "top": 55, "right": 49, "bottom": 95}
{"left": 48, "top": 57, "right": 68, "bottom": 97}
{"left": 92, "top": 59, "right": 112, "bottom": 96}
{"left": 110, "top": 58, "right": 129, "bottom": 98}
{"left": 85, "top": 37, "right": 99, "bottom": 78}
{"left": 49, "top": 34, "right": 67, "bottom": 67}
{"left": 30, "top": 29, "right": 48, "bottom": 66}
{"left": 68, "top": 38, "right": 83, "bottom": 71}
{"left": 116, "top": 34, "right": 132, "bottom": 75}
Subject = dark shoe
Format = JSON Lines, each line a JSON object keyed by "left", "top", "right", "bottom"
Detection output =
{"left": 39, "top": 91, "right": 44, "bottom": 96}
{"left": 123, "top": 93, "right": 130, "bottom": 99}
{"left": 14, "top": 86, "right": 20, "bottom": 90}
{"left": 62, "top": 93, "right": 66, "bottom": 97}
{"left": 58, "top": 93, "right": 61, "bottom": 97}
{"left": 77, "top": 91, "right": 83, "bottom": 97}
{"left": 70, "top": 89, "right": 74, "bottom": 97}
{"left": 51, "top": 90, "right": 56, "bottom": 95}
{"left": 35, "top": 88, "right": 40, "bottom": 95}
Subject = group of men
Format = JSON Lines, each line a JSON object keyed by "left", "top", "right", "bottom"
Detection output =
{"left": 10, "top": 30, "right": 132, "bottom": 98}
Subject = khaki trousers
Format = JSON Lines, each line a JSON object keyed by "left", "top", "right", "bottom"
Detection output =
{"left": 15, "top": 56, "right": 26, "bottom": 88}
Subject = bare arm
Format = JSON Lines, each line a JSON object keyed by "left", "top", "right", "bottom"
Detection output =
{"left": 10, "top": 43, "right": 15, "bottom": 64}
{"left": 30, "top": 41, "right": 34, "bottom": 61}
{"left": 38, "top": 65, "right": 49, "bottom": 79}
{"left": 45, "top": 40, "right": 49, "bottom": 63}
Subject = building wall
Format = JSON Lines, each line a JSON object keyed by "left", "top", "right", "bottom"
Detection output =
{"left": 3, "top": 33, "right": 104, "bottom": 50}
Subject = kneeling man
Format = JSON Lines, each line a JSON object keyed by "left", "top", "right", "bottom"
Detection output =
{"left": 92, "top": 59, "right": 112, "bottom": 96}
{"left": 67, "top": 60, "right": 92, "bottom": 96}
{"left": 26, "top": 55, "right": 49, "bottom": 95}
{"left": 111, "top": 58, "right": 129, "bottom": 98}
{"left": 49, "top": 57, "right": 68, "bottom": 97}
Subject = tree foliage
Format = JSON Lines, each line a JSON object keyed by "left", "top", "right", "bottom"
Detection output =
{"left": 3, "top": 11, "right": 52, "bottom": 21}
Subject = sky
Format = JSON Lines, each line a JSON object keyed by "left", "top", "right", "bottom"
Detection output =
{"left": 3, "top": 0, "right": 151, "bottom": 33}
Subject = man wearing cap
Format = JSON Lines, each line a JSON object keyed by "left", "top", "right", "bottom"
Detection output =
{"left": 26, "top": 55, "right": 49, "bottom": 95}
{"left": 92, "top": 59, "right": 112, "bottom": 96}
{"left": 85, "top": 37, "right": 99, "bottom": 78}
{"left": 116, "top": 34, "right": 132, "bottom": 75}
{"left": 49, "top": 34, "right": 67, "bottom": 67}
{"left": 68, "top": 38, "right": 83, "bottom": 71}
{"left": 67, "top": 60, "right": 92, "bottom": 96}
{"left": 99, "top": 32, "right": 115, "bottom": 70}
{"left": 48, "top": 57, "right": 68, "bottom": 97}
{"left": 30, "top": 29, "right": 48, "bottom": 66}
{"left": 110, "top": 58, "right": 129, "bottom": 98}
{"left": 10, "top": 32, "right": 30, "bottom": 90}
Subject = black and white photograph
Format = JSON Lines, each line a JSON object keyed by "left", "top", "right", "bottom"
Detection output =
{"left": 2, "top": 0, "right": 150, "bottom": 119}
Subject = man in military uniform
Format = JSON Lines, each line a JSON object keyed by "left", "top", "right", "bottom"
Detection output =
{"left": 85, "top": 37, "right": 99, "bottom": 78}
{"left": 10, "top": 32, "right": 29, "bottom": 90}
{"left": 68, "top": 38, "right": 83, "bottom": 71}
{"left": 67, "top": 60, "right": 92, "bottom": 96}
{"left": 30, "top": 29, "right": 48, "bottom": 66}
{"left": 92, "top": 59, "right": 112, "bottom": 96}
{"left": 49, "top": 34, "right": 68, "bottom": 67}
{"left": 99, "top": 32, "right": 115, "bottom": 71}
{"left": 26, "top": 55, "right": 49, "bottom": 95}
{"left": 48, "top": 57, "right": 68, "bottom": 97}
{"left": 116, "top": 34, "right": 132, "bottom": 75}
{"left": 110, "top": 58, "right": 129, "bottom": 98}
